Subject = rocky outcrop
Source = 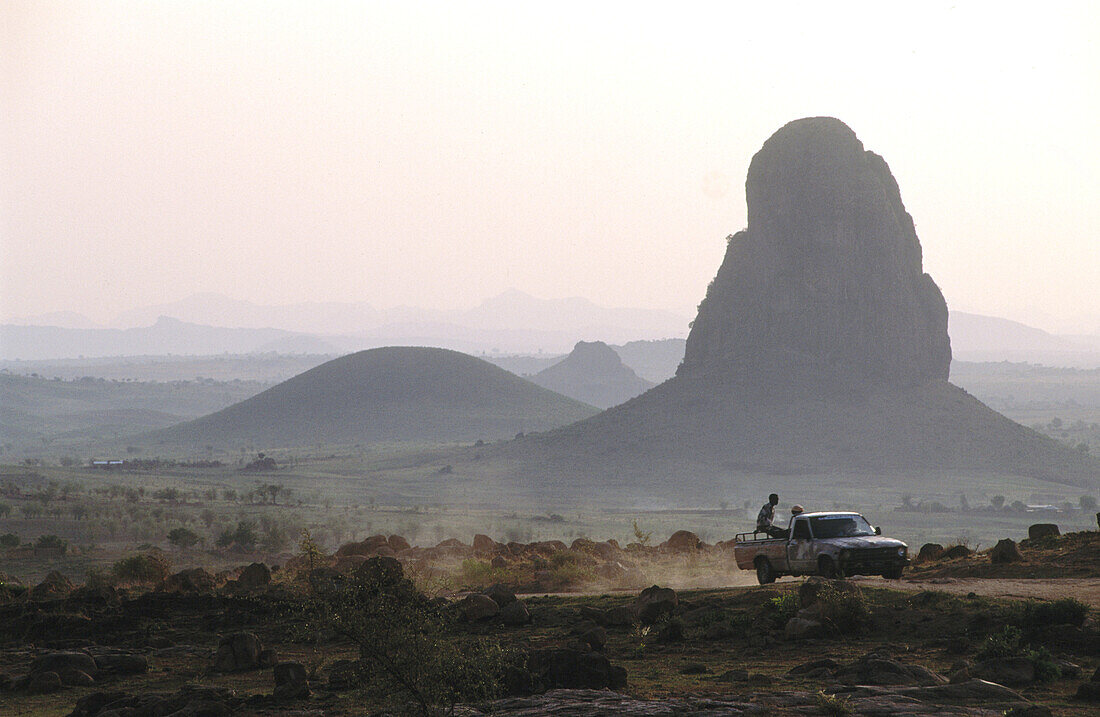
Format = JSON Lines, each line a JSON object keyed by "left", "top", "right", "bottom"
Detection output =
{"left": 680, "top": 117, "right": 949, "bottom": 392}
{"left": 494, "top": 117, "right": 1100, "bottom": 490}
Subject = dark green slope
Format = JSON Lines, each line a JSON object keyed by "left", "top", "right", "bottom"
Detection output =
{"left": 146, "top": 347, "right": 598, "bottom": 449}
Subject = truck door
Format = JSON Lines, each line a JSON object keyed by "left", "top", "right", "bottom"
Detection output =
{"left": 787, "top": 517, "right": 815, "bottom": 574}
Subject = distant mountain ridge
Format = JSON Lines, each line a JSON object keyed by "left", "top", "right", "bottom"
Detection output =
{"left": 4, "top": 295, "right": 1099, "bottom": 368}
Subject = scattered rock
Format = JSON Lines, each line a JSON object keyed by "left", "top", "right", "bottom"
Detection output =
{"left": 664, "top": 530, "right": 701, "bottom": 553}
{"left": 785, "top": 617, "right": 825, "bottom": 639}
{"left": 601, "top": 606, "right": 636, "bottom": 627}
{"left": 30, "top": 571, "right": 74, "bottom": 600}
{"left": 213, "top": 632, "right": 263, "bottom": 672}
{"left": 835, "top": 653, "right": 947, "bottom": 686}
{"left": 941, "top": 545, "right": 973, "bottom": 560}
{"left": 917, "top": 543, "right": 945, "bottom": 562}
{"left": 473, "top": 534, "right": 497, "bottom": 553}
{"left": 525, "top": 648, "right": 628, "bottom": 690}
{"left": 388, "top": 535, "right": 411, "bottom": 552}
{"left": 577, "top": 626, "right": 607, "bottom": 651}
{"left": 93, "top": 652, "right": 148, "bottom": 675}
{"left": 990, "top": 538, "right": 1024, "bottom": 564}
{"left": 971, "top": 657, "right": 1035, "bottom": 687}
{"left": 788, "top": 658, "right": 840, "bottom": 677}
{"left": 237, "top": 562, "right": 271, "bottom": 589}
{"left": 273, "top": 661, "right": 310, "bottom": 700}
{"left": 26, "top": 671, "right": 63, "bottom": 694}
{"left": 30, "top": 651, "right": 97, "bottom": 677}
{"left": 58, "top": 667, "right": 95, "bottom": 687}
{"left": 490, "top": 556, "right": 509, "bottom": 569}
{"left": 484, "top": 583, "right": 517, "bottom": 607}
{"left": 459, "top": 593, "right": 500, "bottom": 621}
{"left": 500, "top": 600, "right": 530, "bottom": 626}
{"left": 679, "top": 662, "right": 708, "bottom": 674}
{"left": 161, "top": 567, "right": 215, "bottom": 594}
{"left": 634, "top": 585, "right": 677, "bottom": 624}
{"left": 1028, "top": 524, "right": 1060, "bottom": 540}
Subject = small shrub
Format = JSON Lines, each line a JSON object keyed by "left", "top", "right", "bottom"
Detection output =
{"left": 769, "top": 593, "right": 801, "bottom": 625}
{"left": 632, "top": 520, "right": 652, "bottom": 546}
{"left": 815, "top": 690, "right": 854, "bottom": 717}
{"left": 34, "top": 534, "right": 68, "bottom": 552}
{"left": 976, "top": 625, "right": 1022, "bottom": 661}
{"left": 1017, "top": 598, "right": 1089, "bottom": 629}
{"left": 815, "top": 584, "right": 868, "bottom": 633}
{"left": 0, "top": 533, "right": 19, "bottom": 548}
{"left": 167, "top": 527, "right": 200, "bottom": 549}
{"left": 112, "top": 552, "right": 171, "bottom": 585}
{"left": 1028, "top": 645, "right": 1061, "bottom": 682}
{"left": 548, "top": 561, "right": 594, "bottom": 590}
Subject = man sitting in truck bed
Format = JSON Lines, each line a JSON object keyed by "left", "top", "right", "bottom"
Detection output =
{"left": 756, "top": 493, "right": 788, "bottom": 538}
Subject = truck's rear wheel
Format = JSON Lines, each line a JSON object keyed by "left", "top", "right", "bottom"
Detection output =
{"left": 818, "top": 556, "right": 838, "bottom": 579}
{"left": 755, "top": 557, "right": 776, "bottom": 585}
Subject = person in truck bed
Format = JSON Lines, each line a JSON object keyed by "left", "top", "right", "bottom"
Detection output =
{"left": 756, "top": 493, "right": 788, "bottom": 538}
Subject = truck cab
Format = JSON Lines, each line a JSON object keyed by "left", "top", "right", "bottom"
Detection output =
{"left": 733, "top": 511, "right": 909, "bottom": 584}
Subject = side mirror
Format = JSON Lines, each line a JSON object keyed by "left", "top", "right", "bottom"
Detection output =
{"left": 874, "top": 526, "right": 882, "bottom": 535}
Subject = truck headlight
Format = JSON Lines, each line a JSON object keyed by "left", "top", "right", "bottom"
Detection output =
{"left": 897, "top": 547, "right": 906, "bottom": 557}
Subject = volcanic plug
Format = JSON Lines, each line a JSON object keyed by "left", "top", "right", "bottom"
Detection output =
{"left": 500, "top": 117, "right": 1099, "bottom": 492}
{"left": 681, "top": 117, "right": 951, "bottom": 391}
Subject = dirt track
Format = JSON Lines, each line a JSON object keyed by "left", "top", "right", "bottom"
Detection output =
{"left": 755, "top": 574, "right": 1100, "bottom": 606}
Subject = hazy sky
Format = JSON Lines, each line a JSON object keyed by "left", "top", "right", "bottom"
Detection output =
{"left": 2, "top": 1, "right": 1098, "bottom": 333}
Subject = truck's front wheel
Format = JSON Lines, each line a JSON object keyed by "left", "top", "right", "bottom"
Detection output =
{"left": 755, "top": 557, "right": 776, "bottom": 585}
{"left": 882, "top": 566, "right": 904, "bottom": 580}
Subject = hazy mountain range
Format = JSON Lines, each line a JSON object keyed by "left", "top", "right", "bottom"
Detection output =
{"left": 2, "top": 291, "right": 1099, "bottom": 368}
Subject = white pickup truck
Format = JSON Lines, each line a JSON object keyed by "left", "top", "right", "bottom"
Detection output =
{"left": 733, "top": 511, "right": 909, "bottom": 584}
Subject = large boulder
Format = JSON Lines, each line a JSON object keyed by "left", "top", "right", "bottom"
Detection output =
{"left": 990, "top": 538, "right": 1024, "bottom": 564}
{"left": 387, "top": 535, "right": 411, "bottom": 552}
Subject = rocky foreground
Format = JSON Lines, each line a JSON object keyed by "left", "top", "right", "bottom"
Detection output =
{"left": 2, "top": 544, "right": 1099, "bottom": 716}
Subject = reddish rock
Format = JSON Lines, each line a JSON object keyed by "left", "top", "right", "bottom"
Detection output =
{"left": 387, "top": 535, "right": 411, "bottom": 552}
{"left": 664, "top": 530, "right": 702, "bottom": 553}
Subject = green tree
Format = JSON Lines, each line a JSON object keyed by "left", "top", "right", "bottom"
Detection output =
{"left": 168, "top": 527, "right": 201, "bottom": 549}
{"left": 35, "top": 534, "right": 68, "bottom": 551}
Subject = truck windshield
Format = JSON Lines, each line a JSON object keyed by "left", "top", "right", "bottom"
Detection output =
{"left": 809, "top": 515, "right": 875, "bottom": 538}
